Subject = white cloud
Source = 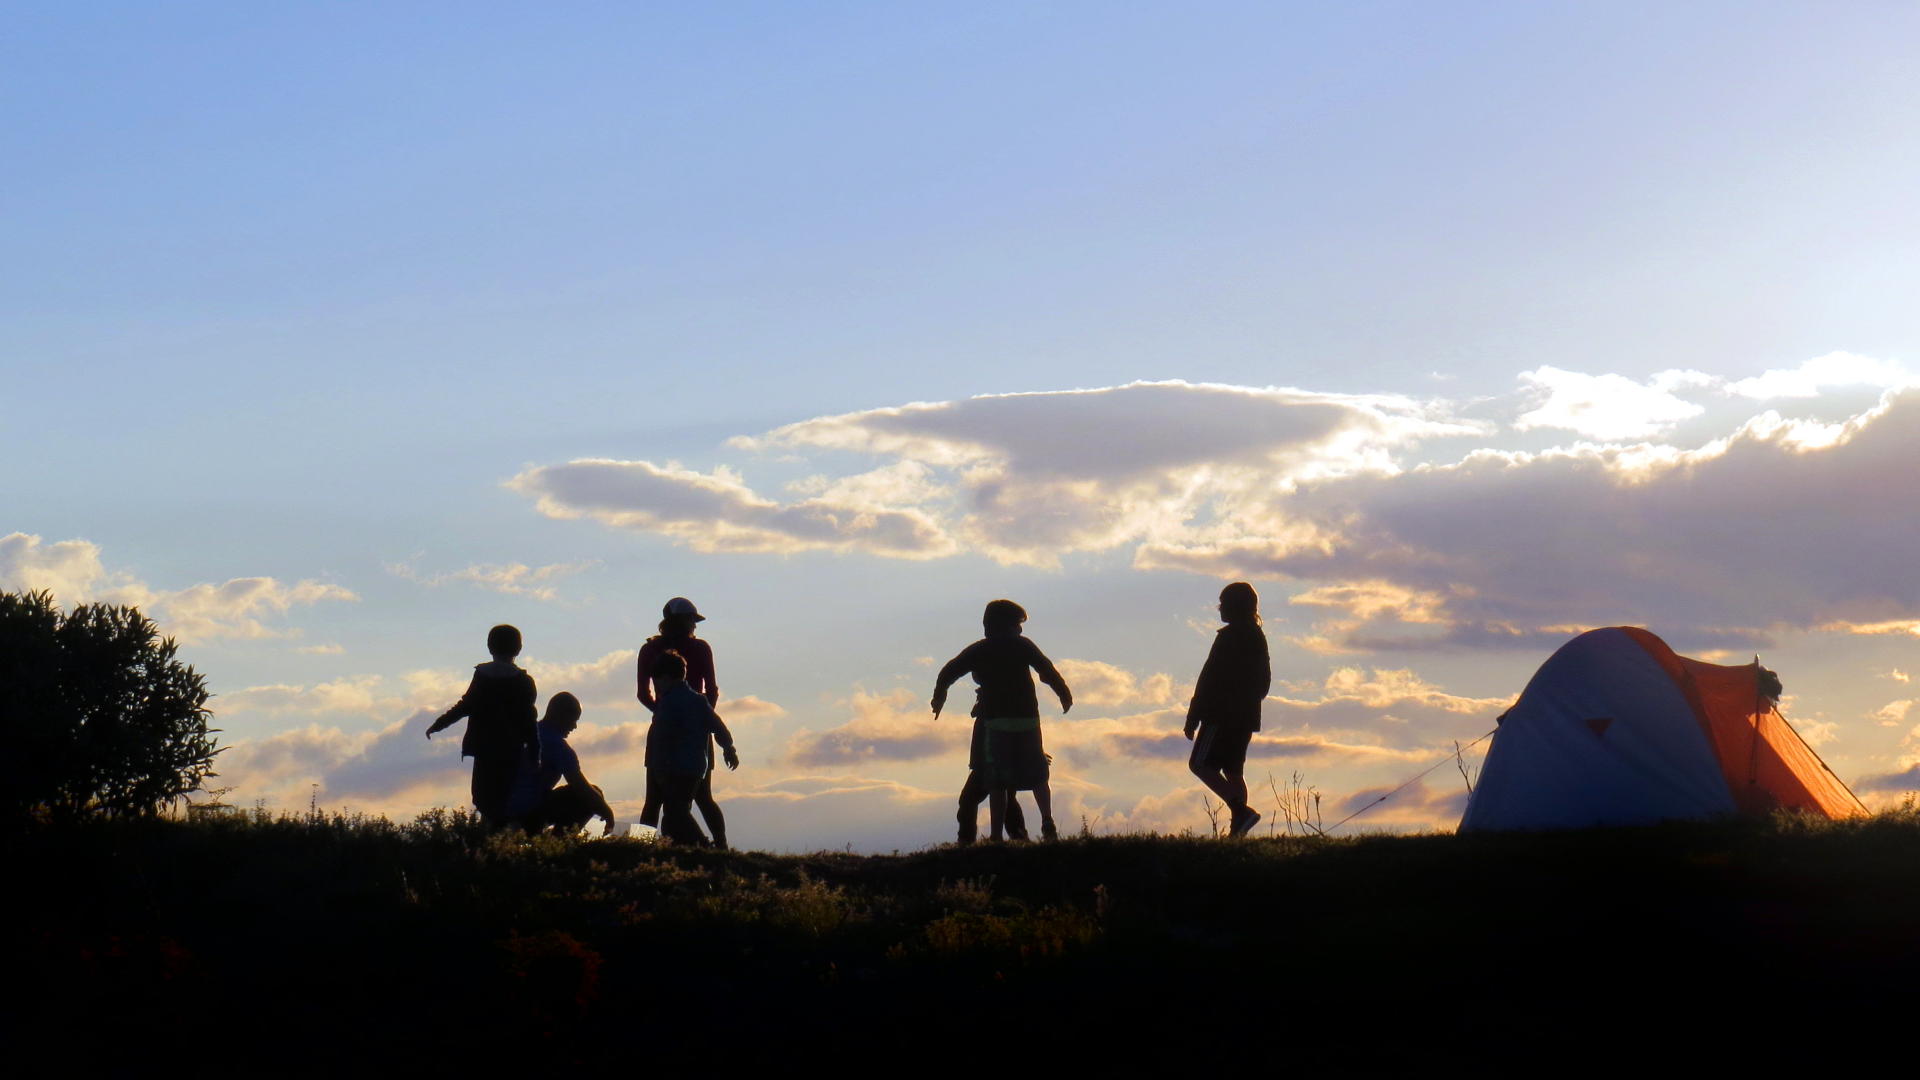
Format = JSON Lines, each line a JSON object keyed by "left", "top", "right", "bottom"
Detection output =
{"left": 1726, "top": 351, "right": 1913, "bottom": 400}
{"left": 1513, "top": 366, "right": 1714, "bottom": 440}
{"left": 1141, "top": 388, "right": 1920, "bottom": 647}
{"left": 387, "top": 559, "right": 600, "bottom": 602}
{"left": 513, "top": 381, "right": 1482, "bottom": 568}
{"left": 0, "top": 532, "right": 355, "bottom": 643}
{"left": 507, "top": 459, "right": 956, "bottom": 559}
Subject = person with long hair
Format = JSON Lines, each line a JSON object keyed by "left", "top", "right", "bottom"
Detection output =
{"left": 636, "top": 597, "right": 729, "bottom": 846}
{"left": 1184, "top": 582, "right": 1271, "bottom": 838}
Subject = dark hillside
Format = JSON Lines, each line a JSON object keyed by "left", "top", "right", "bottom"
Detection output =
{"left": 13, "top": 809, "right": 1918, "bottom": 1071}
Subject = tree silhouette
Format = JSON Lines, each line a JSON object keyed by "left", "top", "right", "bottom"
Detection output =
{"left": 2, "top": 590, "right": 220, "bottom": 823}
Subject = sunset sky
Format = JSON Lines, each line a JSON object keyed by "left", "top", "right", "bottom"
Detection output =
{"left": 6, "top": 2, "right": 1919, "bottom": 850}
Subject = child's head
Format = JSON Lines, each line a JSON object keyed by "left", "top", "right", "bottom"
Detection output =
{"left": 543, "top": 691, "right": 582, "bottom": 733}
{"left": 1218, "top": 582, "right": 1259, "bottom": 625}
{"left": 982, "top": 599, "right": 1027, "bottom": 636}
{"left": 650, "top": 649, "right": 689, "bottom": 685}
{"left": 487, "top": 624, "right": 523, "bottom": 659}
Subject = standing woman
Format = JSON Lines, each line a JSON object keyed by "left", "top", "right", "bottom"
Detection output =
{"left": 637, "top": 597, "right": 729, "bottom": 847}
{"left": 1184, "top": 582, "right": 1271, "bottom": 838}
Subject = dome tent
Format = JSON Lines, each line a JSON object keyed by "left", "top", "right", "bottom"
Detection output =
{"left": 1459, "top": 627, "right": 1864, "bottom": 831}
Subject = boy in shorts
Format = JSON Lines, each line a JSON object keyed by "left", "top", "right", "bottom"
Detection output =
{"left": 932, "top": 600, "right": 1073, "bottom": 842}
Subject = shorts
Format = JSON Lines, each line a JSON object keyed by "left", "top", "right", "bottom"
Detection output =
{"left": 982, "top": 717, "right": 1049, "bottom": 791}
{"left": 1191, "top": 723, "right": 1253, "bottom": 772}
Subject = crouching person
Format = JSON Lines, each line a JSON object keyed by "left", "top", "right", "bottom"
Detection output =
{"left": 648, "top": 650, "right": 739, "bottom": 846}
{"left": 509, "top": 692, "right": 618, "bottom": 836}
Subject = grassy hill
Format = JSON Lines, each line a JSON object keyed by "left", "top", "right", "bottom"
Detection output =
{"left": 13, "top": 806, "right": 1919, "bottom": 1070}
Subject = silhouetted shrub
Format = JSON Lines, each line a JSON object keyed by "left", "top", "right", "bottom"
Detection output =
{"left": 1, "top": 590, "right": 219, "bottom": 823}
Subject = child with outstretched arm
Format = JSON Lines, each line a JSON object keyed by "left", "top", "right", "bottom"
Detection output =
{"left": 932, "top": 599, "right": 1072, "bottom": 842}
{"left": 425, "top": 623, "right": 539, "bottom": 831}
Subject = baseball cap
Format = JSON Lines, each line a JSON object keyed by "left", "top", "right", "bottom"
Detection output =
{"left": 663, "top": 597, "right": 705, "bottom": 622}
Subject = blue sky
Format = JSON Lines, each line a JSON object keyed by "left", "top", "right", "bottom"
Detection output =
{"left": 6, "top": 3, "right": 1920, "bottom": 849}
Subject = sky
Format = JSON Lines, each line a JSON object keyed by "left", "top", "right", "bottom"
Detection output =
{"left": 5, "top": 2, "right": 1919, "bottom": 851}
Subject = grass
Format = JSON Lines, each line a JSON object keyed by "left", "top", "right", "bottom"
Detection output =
{"left": 11, "top": 804, "right": 1920, "bottom": 1070}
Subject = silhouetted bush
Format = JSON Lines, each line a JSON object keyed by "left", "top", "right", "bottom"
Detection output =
{"left": 1, "top": 589, "right": 219, "bottom": 823}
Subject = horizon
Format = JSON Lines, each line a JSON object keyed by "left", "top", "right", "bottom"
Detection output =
{"left": 6, "top": 3, "right": 1919, "bottom": 851}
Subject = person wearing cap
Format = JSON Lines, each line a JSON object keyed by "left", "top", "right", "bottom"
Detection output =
{"left": 425, "top": 624, "right": 540, "bottom": 831}
{"left": 636, "top": 597, "right": 729, "bottom": 846}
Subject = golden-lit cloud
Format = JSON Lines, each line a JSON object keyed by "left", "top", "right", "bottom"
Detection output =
{"left": 785, "top": 688, "right": 967, "bottom": 767}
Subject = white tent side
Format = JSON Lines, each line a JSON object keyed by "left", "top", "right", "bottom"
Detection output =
{"left": 1459, "top": 628, "right": 1737, "bottom": 831}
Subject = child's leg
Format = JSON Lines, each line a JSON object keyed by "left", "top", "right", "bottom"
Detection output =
{"left": 988, "top": 788, "right": 1007, "bottom": 841}
{"left": 1223, "top": 766, "right": 1250, "bottom": 814}
{"left": 1033, "top": 784, "right": 1054, "bottom": 828}
{"left": 639, "top": 767, "right": 662, "bottom": 828}
{"left": 957, "top": 769, "right": 988, "bottom": 841}
{"left": 693, "top": 770, "right": 728, "bottom": 848}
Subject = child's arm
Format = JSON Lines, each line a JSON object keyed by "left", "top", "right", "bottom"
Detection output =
{"left": 424, "top": 673, "right": 479, "bottom": 739}
{"left": 930, "top": 647, "right": 975, "bottom": 717}
{"left": 704, "top": 704, "right": 740, "bottom": 771}
{"left": 1026, "top": 640, "right": 1073, "bottom": 713}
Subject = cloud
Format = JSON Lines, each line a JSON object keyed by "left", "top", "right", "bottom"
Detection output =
{"left": 1054, "top": 659, "right": 1177, "bottom": 708}
{"left": 1100, "top": 728, "right": 1439, "bottom": 766}
{"left": 1796, "top": 720, "right": 1841, "bottom": 748}
{"left": 1870, "top": 700, "right": 1914, "bottom": 727}
{"left": 1324, "top": 778, "right": 1469, "bottom": 831}
{"left": 1, "top": 532, "right": 355, "bottom": 643}
{"left": 717, "top": 775, "right": 952, "bottom": 852}
{"left": 1822, "top": 619, "right": 1920, "bottom": 638}
{"left": 507, "top": 459, "right": 956, "bottom": 559}
{"left": 1726, "top": 351, "right": 1913, "bottom": 400}
{"left": 1141, "top": 388, "right": 1920, "bottom": 646}
{"left": 220, "top": 676, "right": 385, "bottom": 716}
{"left": 387, "top": 559, "right": 599, "bottom": 602}
{"left": 1273, "top": 668, "right": 1509, "bottom": 716}
{"left": 785, "top": 688, "right": 965, "bottom": 767}
{"left": 512, "top": 381, "right": 1481, "bottom": 568}
{"left": 1514, "top": 366, "right": 1714, "bottom": 440}
{"left": 1855, "top": 766, "right": 1920, "bottom": 795}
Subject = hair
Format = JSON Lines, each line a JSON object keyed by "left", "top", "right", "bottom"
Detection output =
{"left": 1219, "top": 581, "right": 1260, "bottom": 625}
{"left": 650, "top": 649, "right": 688, "bottom": 682}
{"left": 486, "top": 624, "right": 523, "bottom": 657}
{"left": 982, "top": 598, "right": 1027, "bottom": 634}
{"left": 543, "top": 691, "right": 581, "bottom": 724}
{"left": 657, "top": 616, "right": 697, "bottom": 637}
